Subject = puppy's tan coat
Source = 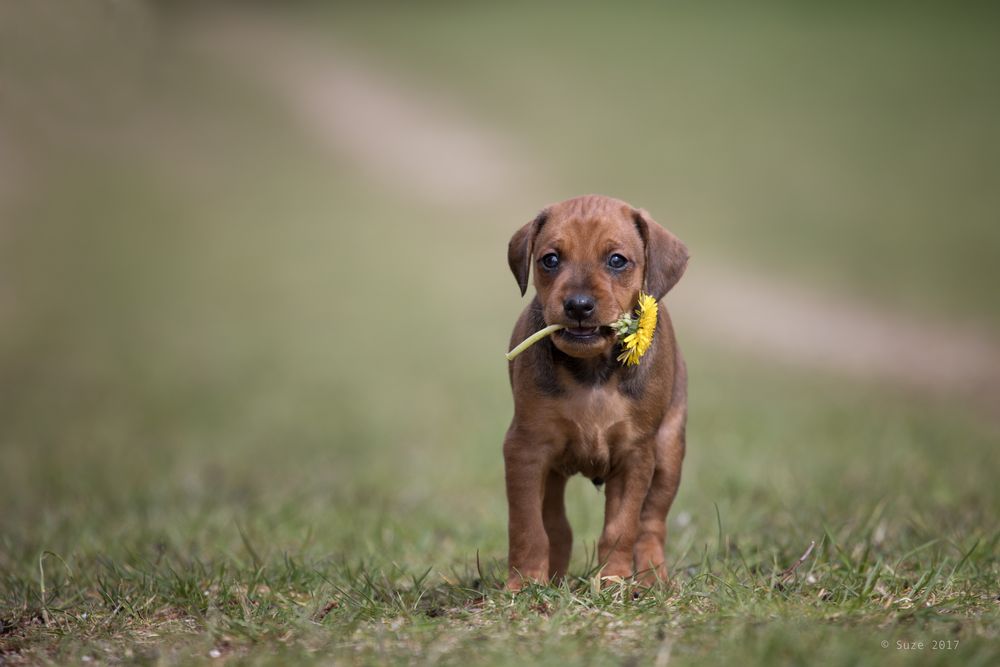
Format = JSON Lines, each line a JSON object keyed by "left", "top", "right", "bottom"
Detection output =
{"left": 504, "top": 194, "right": 688, "bottom": 589}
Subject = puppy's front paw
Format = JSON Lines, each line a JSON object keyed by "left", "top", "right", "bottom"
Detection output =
{"left": 598, "top": 557, "right": 634, "bottom": 582}
{"left": 506, "top": 569, "right": 548, "bottom": 591}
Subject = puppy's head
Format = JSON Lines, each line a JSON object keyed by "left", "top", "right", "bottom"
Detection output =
{"left": 508, "top": 195, "right": 688, "bottom": 359}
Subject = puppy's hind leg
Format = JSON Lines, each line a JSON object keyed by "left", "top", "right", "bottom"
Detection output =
{"left": 542, "top": 471, "right": 572, "bottom": 582}
{"left": 598, "top": 452, "right": 656, "bottom": 581}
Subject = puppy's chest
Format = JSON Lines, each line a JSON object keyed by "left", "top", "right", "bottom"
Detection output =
{"left": 551, "top": 386, "right": 636, "bottom": 478}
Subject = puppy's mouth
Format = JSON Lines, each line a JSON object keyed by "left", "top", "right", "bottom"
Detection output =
{"left": 558, "top": 326, "right": 614, "bottom": 343}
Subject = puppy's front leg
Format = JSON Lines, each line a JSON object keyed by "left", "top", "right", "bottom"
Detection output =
{"left": 598, "top": 449, "right": 655, "bottom": 580}
{"left": 503, "top": 432, "right": 549, "bottom": 590}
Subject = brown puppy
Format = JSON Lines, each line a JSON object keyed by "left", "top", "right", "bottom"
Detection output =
{"left": 504, "top": 194, "right": 688, "bottom": 590}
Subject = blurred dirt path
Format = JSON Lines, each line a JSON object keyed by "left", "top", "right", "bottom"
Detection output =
{"left": 197, "top": 15, "right": 1000, "bottom": 414}
{"left": 671, "top": 265, "right": 1000, "bottom": 407}
{"left": 195, "top": 18, "right": 532, "bottom": 207}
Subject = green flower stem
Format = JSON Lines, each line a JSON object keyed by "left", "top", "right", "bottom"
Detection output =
{"left": 505, "top": 324, "right": 565, "bottom": 361}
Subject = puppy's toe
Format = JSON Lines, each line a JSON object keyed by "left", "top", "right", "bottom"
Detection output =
{"left": 635, "top": 566, "right": 670, "bottom": 588}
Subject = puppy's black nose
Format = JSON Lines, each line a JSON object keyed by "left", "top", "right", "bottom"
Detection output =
{"left": 563, "top": 295, "right": 596, "bottom": 321}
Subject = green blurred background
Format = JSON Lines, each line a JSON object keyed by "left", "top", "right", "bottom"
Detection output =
{"left": 1, "top": 1, "right": 999, "bottom": 658}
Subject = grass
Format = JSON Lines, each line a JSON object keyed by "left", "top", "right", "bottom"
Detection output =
{"left": 4, "top": 362, "right": 999, "bottom": 665}
{"left": 3, "top": 385, "right": 999, "bottom": 666}
{"left": 9, "top": 535, "right": 999, "bottom": 665}
{"left": 2, "top": 2, "right": 999, "bottom": 664}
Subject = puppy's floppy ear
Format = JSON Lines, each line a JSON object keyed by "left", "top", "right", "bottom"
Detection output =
{"left": 507, "top": 210, "right": 548, "bottom": 296}
{"left": 633, "top": 208, "right": 689, "bottom": 300}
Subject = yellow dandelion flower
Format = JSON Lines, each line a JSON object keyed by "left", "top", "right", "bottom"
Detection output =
{"left": 616, "top": 293, "right": 658, "bottom": 366}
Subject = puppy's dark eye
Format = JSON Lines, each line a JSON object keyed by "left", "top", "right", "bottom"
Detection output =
{"left": 607, "top": 254, "right": 628, "bottom": 270}
{"left": 540, "top": 253, "right": 560, "bottom": 270}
